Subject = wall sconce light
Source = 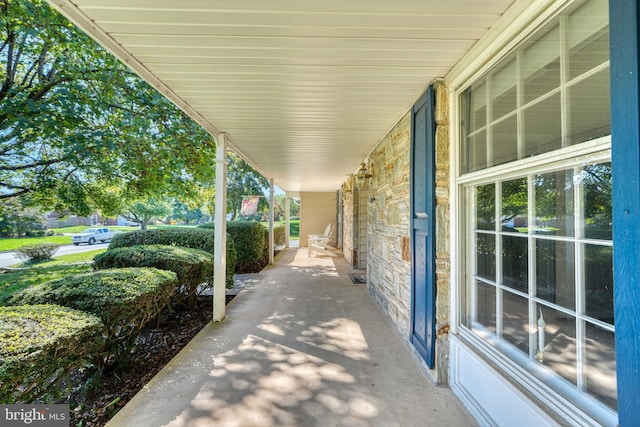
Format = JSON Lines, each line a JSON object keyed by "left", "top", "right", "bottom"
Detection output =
{"left": 341, "top": 183, "right": 352, "bottom": 201}
{"left": 355, "top": 162, "right": 373, "bottom": 191}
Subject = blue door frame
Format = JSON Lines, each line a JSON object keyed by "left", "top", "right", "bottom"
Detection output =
{"left": 410, "top": 86, "right": 436, "bottom": 368}
{"left": 610, "top": 1, "right": 640, "bottom": 425}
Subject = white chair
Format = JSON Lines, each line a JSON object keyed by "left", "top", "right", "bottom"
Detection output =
{"left": 309, "top": 223, "right": 332, "bottom": 240}
{"left": 308, "top": 224, "right": 337, "bottom": 257}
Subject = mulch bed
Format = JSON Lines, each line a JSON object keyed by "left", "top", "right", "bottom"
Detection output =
{"left": 65, "top": 253, "right": 274, "bottom": 426}
{"left": 68, "top": 295, "right": 216, "bottom": 426}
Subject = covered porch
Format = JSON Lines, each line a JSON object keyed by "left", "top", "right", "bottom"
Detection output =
{"left": 106, "top": 247, "right": 475, "bottom": 427}
{"left": 40, "top": 1, "right": 640, "bottom": 425}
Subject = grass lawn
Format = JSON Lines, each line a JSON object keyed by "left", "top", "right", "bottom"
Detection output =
{"left": 49, "top": 225, "right": 141, "bottom": 234}
{"left": 289, "top": 220, "right": 300, "bottom": 238}
{"left": 0, "top": 263, "right": 94, "bottom": 304}
{"left": 1, "top": 249, "right": 106, "bottom": 303}
{"left": 9, "top": 249, "right": 107, "bottom": 269}
{"left": 0, "top": 235, "right": 72, "bottom": 251}
{"left": 50, "top": 224, "right": 196, "bottom": 235}
{"left": 260, "top": 220, "right": 300, "bottom": 238}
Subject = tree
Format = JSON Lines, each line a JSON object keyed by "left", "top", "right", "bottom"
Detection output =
{"left": 121, "top": 199, "right": 170, "bottom": 230}
{"left": 0, "top": 0, "right": 217, "bottom": 214}
{"left": 226, "top": 153, "right": 269, "bottom": 220}
{"left": 170, "top": 199, "right": 204, "bottom": 225}
{"left": 0, "top": 198, "right": 45, "bottom": 237}
{"left": 274, "top": 195, "right": 299, "bottom": 220}
{"left": 196, "top": 185, "right": 216, "bottom": 222}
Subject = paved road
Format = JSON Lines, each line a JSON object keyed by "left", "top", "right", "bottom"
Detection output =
{"left": 0, "top": 242, "right": 109, "bottom": 268}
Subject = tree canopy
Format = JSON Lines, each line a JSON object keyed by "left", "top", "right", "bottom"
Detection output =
{"left": 226, "top": 153, "right": 270, "bottom": 220}
{"left": 0, "top": 0, "right": 217, "bottom": 215}
{"left": 121, "top": 198, "right": 170, "bottom": 230}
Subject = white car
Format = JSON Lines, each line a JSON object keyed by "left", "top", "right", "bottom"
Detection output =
{"left": 72, "top": 227, "right": 114, "bottom": 245}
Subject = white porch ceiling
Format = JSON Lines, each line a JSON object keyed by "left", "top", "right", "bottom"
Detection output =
{"left": 48, "top": 0, "right": 516, "bottom": 192}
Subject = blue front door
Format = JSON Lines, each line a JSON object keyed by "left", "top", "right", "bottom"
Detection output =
{"left": 410, "top": 86, "right": 436, "bottom": 368}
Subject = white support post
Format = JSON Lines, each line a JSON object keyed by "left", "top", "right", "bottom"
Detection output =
{"left": 269, "top": 178, "right": 275, "bottom": 264}
{"left": 213, "top": 133, "right": 228, "bottom": 322}
{"left": 285, "top": 192, "right": 291, "bottom": 248}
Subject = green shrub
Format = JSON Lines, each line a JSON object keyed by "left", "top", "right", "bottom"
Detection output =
{"left": 198, "top": 223, "right": 214, "bottom": 229}
{"left": 198, "top": 222, "right": 285, "bottom": 272}
{"left": 273, "top": 224, "right": 285, "bottom": 246}
{"left": 0, "top": 304, "right": 103, "bottom": 403}
{"left": 94, "top": 245, "right": 213, "bottom": 308}
{"left": 262, "top": 225, "right": 286, "bottom": 250}
{"left": 14, "top": 242, "right": 61, "bottom": 261}
{"left": 226, "top": 221, "right": 265, "bottom": 265}
{"left": 110, "top": 228, "right": 236, "bottom": 288}
{"left": 7, "top": 268, "right": 177, "bottom": 364}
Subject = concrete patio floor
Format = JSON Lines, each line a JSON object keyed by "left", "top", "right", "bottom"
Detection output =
{"left": 107, "top": 247, "right": 477, "bottom": 427}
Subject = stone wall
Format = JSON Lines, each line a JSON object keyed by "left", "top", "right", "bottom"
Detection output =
{"left": 366, "top": 111, "right": 412, "bottom": 338}
{"left": 344, "top": 82, "right": 451, "bottom": 385}
{"left": 433, "top": 81, "right": 451, "bottom": 385}
{"left": 342, "top": 177, "right": 356, "bottom": 266}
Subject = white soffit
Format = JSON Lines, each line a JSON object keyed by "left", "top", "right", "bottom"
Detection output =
{"left": 48, "top": 0, "right": 516, "bottom": 192}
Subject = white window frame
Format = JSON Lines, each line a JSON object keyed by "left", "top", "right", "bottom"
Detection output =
{"left": 447, "top": 1, "right": 616, "bottom": 425}
{"left": 461, "top": 140, "right": 614, "bottom": 412}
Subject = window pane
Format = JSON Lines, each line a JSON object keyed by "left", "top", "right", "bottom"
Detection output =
{"left": 475, "top": 184, "right": 495, "bottom": 230}
{"left": 467, "top": 131, "right": 487, "bottom": 173}
{"left": 585, "top": 322, "right": 617, "bottom": 410}
{"left": 568, "top": 68, "right": 610, "bottom": 145}
{"left": 476, "top": 233, "right": 496, "bottom": 281}
{"left": 460, "top": 0, "right": 612, "bottom": 419}
{"left": 567, "top": 0, "right": 609, "bottom": 80}
{"left": 537, "top": 304, "right": 577, "bottom": 386}
{"left": 501, "top": 177, "right": 528, "bottom": 232}
{"left": 503, "top": 236, "right": 528, "bottom": 292}
{"left": 469, "top": 81, "right": 487, "bottom": 131}
{"left": 491, "top": 58, "right": 517, "bottom": 120}
{"left": 502, "top": 290, "right": 530, "bottom": 353}
{"left": 536, "top": 240, "right": 575, "bottom": 310}
{"left": 459, "top": 1, "right": 609, "bottom": 175}
{"left": 523, "top": 24, "right": 560, "bottom": 104}
{"left": 476, "top": 281, "right": 496, "bottom": 333}
{"left": 584, "top": 244, "right": 613, "bottom": 324}
{"left": 568, "top": 30, "right": 608, "bottom": 80}
{"left": 524, "top": 94, "right": 562, "bottom": 157}
{"left": 582, "top": 163, "right": 612, "bottom": 240}
{"left": 534, "top": 169, "right": 575, "bottom": 237}
{"left": 492, "top": 115, "right": 518, "bottom": 166}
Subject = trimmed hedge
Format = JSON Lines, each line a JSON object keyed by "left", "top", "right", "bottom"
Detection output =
{"left": 273, "top": 224, "right": 286, "bottom": 246}
{"left": 94, "top": 245, "right": 213, "bottom": 308}
{"left": 0, "top": 304, "right": 103, "bottom": 403}
{"left": 7, "top": 268, "right": 177, "bottom": 363}
{"left": 109, "top": 228, "right": 235, "bottom": 288}
{"left": 226, "top": 221, "right": 265, "bottom": 264}
{"left": 209, "top": 222, "right": 287, "bottom": 272}
{"left": 199, "top": 222, "right": 286, "bottom": 272}
{"left": 14, "top": 242, "right": 61, "bottom": 261}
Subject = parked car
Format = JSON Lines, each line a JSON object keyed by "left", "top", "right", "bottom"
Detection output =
{"left": 72, "top": 228, "right": 115, "bottom": 245}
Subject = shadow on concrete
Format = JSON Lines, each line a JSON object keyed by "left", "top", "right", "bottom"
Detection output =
{"left": 107, "top": 248, "right": 475, "bottom": 427}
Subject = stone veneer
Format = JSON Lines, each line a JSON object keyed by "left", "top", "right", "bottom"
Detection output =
{"left": 433, "top": 81, "right": 451, "bottom": 385}
{"left": 341, "top": 176, "right": 357, "bottom": 266}
{"left": 349, "top": 81, "right": 451, "bottom": 384}
{"left": 366, "top": 111, "right": 412, "bottom": 340}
